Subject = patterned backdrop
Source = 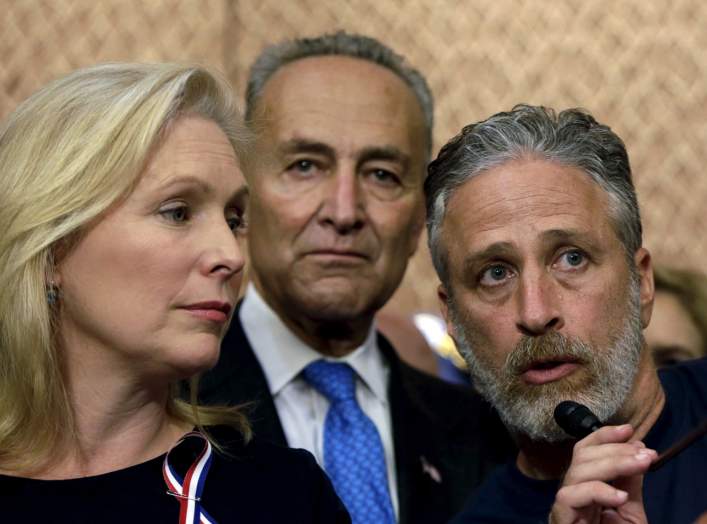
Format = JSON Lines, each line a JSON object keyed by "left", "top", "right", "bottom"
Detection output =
{"left": 2, "top": 0, "right": 706, "bottom": 315}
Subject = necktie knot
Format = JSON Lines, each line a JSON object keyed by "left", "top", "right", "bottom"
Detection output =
{"left": 303, "top": 360, "right": 356, "bottom": 404}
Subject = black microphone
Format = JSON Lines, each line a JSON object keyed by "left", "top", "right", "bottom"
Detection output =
{"left": 554, "top": 400, "right": 603, "bottom": 439}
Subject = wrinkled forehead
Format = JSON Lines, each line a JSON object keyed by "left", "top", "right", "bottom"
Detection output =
{"left": 252, "top": 56, "right": 428, "bottom": 160}
{"left": 441, "top": 159, "right": 619, "bottom": 250}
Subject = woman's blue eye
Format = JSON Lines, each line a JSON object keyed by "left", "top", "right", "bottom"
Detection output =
{"left": 160, "top": 205, "right": 189, "bottom": 223}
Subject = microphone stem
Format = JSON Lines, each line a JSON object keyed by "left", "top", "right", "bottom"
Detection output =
{"left": 649, "top": 418, "right": 707, "bottom": 472}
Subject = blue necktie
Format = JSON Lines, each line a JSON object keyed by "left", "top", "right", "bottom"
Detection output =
{"left": 303, "top": 360, "right": 396, "bottom": 524}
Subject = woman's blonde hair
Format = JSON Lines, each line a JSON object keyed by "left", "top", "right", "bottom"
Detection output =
{"left": 0, "top": 63, "right": 251, "bottom": 472}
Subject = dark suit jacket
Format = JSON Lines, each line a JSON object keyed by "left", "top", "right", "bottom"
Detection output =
{"left": 198, "top": 306, "right": 515, "bottom": 524}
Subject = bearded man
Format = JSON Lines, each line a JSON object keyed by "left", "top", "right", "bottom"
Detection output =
{"left": 424, "top": 105, "right": 707, "bottom": 523}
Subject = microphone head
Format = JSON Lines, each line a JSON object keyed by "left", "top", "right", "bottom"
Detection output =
{"left": 554, "top": 400, "right": 603, "bottom": 439}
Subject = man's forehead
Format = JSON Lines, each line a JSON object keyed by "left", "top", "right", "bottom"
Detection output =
{"left": 268, "top": 55, "right": 402, "bottom": 86}
{"left": 442, "top": 159, "right": 617, "bottom": 251}
{"left": 252, "top": 55, "right": 427, "bottom": 152}
{"left": 259, "top": 54, "right": 415, "bottom": 104}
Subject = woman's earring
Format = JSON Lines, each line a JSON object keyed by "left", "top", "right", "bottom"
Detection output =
{"left": 46, "top": 281, "right": 60, "bottom": 305}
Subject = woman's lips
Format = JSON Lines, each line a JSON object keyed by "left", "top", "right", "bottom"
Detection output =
{"left": 181, "top": 301, "right": 231, "bottom": 323}
{"left": 521, "top": 361, "right": 580, "bottom": 385}
{"left": 184, "top": 308, "right": 228, "bottom": 323}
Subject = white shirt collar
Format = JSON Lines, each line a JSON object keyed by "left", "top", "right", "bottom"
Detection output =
{"left": 240, "top": 284, "right": 389, "bottom": 403}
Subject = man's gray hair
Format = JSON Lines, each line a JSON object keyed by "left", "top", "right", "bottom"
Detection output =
{"left": 425, "top": 104, "right": 643, "bottom": 286}
{"left": 245, "top": 31, "right": 434, "bottom": 155}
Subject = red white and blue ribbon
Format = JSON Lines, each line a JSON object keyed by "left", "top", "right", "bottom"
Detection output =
{"left": 163, "top": 431, "right": 217, "bottom": 524}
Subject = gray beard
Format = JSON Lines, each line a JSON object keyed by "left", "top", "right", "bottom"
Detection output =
{"left": 450, "top": 279, "right": 643, "bottom": 443}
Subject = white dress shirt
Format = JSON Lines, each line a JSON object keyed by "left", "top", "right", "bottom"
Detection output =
{"left": 240, "top": 284, "right": 399, "bottom": 517}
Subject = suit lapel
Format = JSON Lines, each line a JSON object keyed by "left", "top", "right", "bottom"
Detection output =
{"left": 199, "top": 303, "right": 288, "bottom": 447}
{"left": 380, "top": 335, "right": 451, "bottom": 524}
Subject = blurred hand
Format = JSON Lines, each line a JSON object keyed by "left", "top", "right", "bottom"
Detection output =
{"left": 549, "top": 424, "right": 657, "bottom": 524}
{"left": 694, "top": 511, "right": 707, "bottom": 524}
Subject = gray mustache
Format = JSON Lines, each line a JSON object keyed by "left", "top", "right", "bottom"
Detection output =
{"left": 504, "top": 332, "right": 593, "bottom": 376}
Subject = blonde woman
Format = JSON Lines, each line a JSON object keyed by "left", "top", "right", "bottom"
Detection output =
{"left": 0, "top": 63, "right": 349, "bottom": 523}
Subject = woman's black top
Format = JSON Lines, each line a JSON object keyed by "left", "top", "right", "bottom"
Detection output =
{"left": 0, "top": 426, "right": 351, "bottom": 523}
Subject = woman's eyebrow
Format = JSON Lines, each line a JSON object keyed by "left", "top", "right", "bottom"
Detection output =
{"left": 153, "top": 175, "right": 212, "bottom": 194}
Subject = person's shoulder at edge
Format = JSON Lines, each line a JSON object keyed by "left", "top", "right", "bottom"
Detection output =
{"left": 667, "top": 354, "right": 707, "bottom": 372}
{"left": 207, "top": 425, "right": 351, "bottom": 523}
{"left": 657, "top": 355, "right": 707, "bottom": 397}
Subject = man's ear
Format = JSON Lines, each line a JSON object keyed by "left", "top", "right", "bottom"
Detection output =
{"left": 438, "top": 283, "right": 457, "bottom": 340}
{"left": 634, "top": 247, "right": 655, "bottom": 329}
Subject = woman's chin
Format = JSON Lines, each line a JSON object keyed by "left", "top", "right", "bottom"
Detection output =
{"left": 170, "top": 341, "right": 222, "bottom": 380}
